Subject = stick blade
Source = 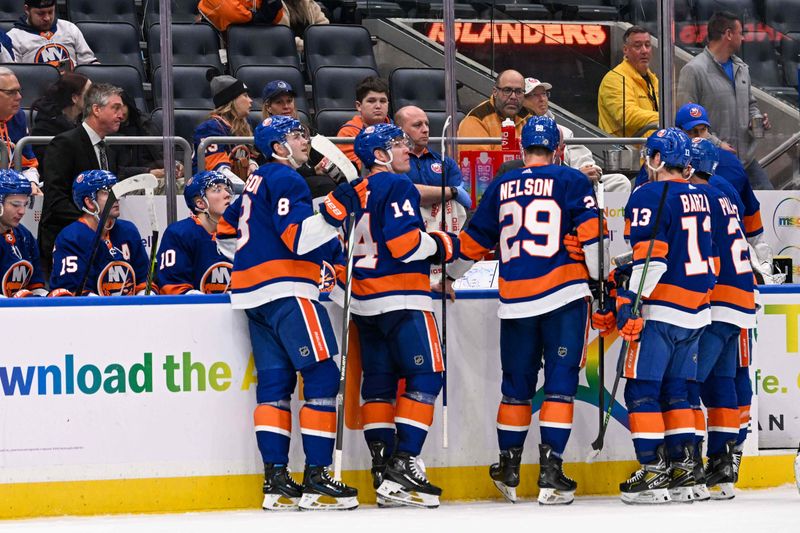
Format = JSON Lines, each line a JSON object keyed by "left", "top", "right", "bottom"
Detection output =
{"left": 112, "top": 173, "right": 159, "bottom": 198}
{"left": 311, "top": 134, "right": 358, "bottom": 183}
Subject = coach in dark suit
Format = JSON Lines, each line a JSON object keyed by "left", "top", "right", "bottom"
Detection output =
{"left": 39, "top": 83, "right": 123, "bottom": 278}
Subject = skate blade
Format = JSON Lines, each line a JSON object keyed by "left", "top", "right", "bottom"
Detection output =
{"left": 262, "top": 493, "right": 299, "bottom": 511}
{"left": 620, "top": 488, "right": 671, "bottom": 505}
{"left": 668, "top": 486, "right": 695, "bottom": 503}
{"left": 491, "top": 480, "right": 518, "bottom": 503}
{"left": 377, "top": 480, "right": 440, "bottom": 509}
{"left": 709, "top": 483, "right": 735, "bottom": 500}
{"left": 692, "top": 484, "right": 711, "bottom": 502}
{"left": 298, "top": 492, "right": 359, "bottom": 511}
{"left": 376, "top": 495, "right": 404, "bottom": 508}
{"left": 538, "top": 487, "right": 574, "bottom": 506}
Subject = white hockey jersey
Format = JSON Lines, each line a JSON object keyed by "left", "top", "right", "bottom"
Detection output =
{"left": 8, "top": 18, "right": 97, "bottom": 70}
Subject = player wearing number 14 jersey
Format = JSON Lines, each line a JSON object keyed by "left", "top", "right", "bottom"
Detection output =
{"left": 447, "top": 116, "right": 608, "bottom": 505}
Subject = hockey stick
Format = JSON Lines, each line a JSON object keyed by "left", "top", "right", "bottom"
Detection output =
{"left": 595, "top": 178, "right": 606, "bottom": 441}
{"left": 144, "top": 176, "right": 159, "bottom": 295}
{"left": 76, "top": 174, "right": 159, "bottom": 296}
{"left": 311, "top": 134, "right": 358, "bottom": 183}
{"left": 439, "top": 115, "right": 452, "bottom": 449}
{"left": 587, "top": 180, "right": 670, "bottom": 461}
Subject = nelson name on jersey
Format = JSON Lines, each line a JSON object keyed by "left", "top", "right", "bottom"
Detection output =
{"left": 498, "top": 177, "right": 554, "bottom": 201}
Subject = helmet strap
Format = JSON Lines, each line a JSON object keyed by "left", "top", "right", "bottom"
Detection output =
{"left": 646, "top": 156, "right": 665, "bottom": 175}
{"left": 375, "top": 148, "right": 394, "bottom": 172}
{"left": 273, "top": 142, "right": 301, "bottom": 169}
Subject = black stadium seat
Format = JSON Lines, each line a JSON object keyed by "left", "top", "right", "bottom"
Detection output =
{"left": 227, "top": 25, "right": 300, "bottom": 74}
{"left": 235, "top": 65, "right": 309, "bottom": 113}
{"left": 313, "top": 66, "right": 379, "bottom": 111}
{"left": 389, "top": 68, "right": 447, "bottom": 113}
{"left": 148, "top": 23, "right": 223, "bottom": 72}
{"left": 143, "top": 0, "right": 201, "bottom": 29}
{"left": 490, "top": 1, "right": 552, "bottom": 21}
{"left": 75, "top": 64, "right": 149, "bottom": 113}
{"left": 0, "top": 0, "right": 19, "bottom": 21}
{"left": 152, "top": 107, "right": 212, "bottom": 145}
{"left": 77, "top": 22, "right": 145, "bottom": 78}
{"left": 304, "top": 24, "right": 378, "bottom": 78}
{"left": 153, "top": 65, "right": 215, "bottom": 109}
{"left": 631, "top": 0, "right": 693, "bottom": 36}
{"left": 67, "top": 0, "right": 138, "bottom": 26}
{"left": 781, "top": 33, "right": 800, "bottom": 88}
{"left": 314, "top": 109, "right": 358, "bottom": 137}
{"left": 247, "top": 110, "right": 311, "bottom": 130}
{"left": 694, "top": 0, "right": 759, "bottom": 23}
{"left": 739, "top": 33, "right": 784, "bottom": 88}
{"left": 764, "top": 0, "right": 800, "bottom": 34}
{"left": 4, "top": 63, "right": 60, "bottom": 108}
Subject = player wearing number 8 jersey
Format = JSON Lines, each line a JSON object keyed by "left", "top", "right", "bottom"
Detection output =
{"left": 447, "top": 115, "right": 608, "bottom": 505}
{"left": 217, "top": 115, "right": 364, "bottom": 511}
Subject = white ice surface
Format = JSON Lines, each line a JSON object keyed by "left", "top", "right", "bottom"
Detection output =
{"left": 1, "top": 486, "right": 797, "bottom": 533}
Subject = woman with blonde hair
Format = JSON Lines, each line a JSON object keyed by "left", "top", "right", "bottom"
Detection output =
{"left": 192, "top": 70, "right": 256, "bottom": 189}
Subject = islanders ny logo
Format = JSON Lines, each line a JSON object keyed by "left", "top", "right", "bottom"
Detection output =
{"left": 97, "top": 261, "right": 136, "bottom": 296}
{"left": 200, "top": 262, "right": 232, "bottom": 294}
{"left": 34, "top": 44, "right": 73, "bottom": 70}
{"left": 2, "top": 260, "right": 33, "bottom": 297}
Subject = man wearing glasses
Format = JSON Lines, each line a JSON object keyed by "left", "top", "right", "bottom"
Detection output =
{"left": 597, "top": 26, "right": 660, "bottom": 138}
{"left": 0, "top": 67, "right": 40, "bottom": 194}
{"left": 457, "top": 69, "right": 532, "bottom": 156}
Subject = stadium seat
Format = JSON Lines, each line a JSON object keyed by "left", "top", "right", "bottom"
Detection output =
{"left": 389, "top": 68, "right": 447, "bottom": 112}
{"left": 314, "top": 108, "right": 358, "bottom": 137}
{"left": 0, "top": 20, "right": 11, "bottom": 32}
{"left": 67, "top": 0, "right": 138, "bottom": 26}
{"left": 152, "top": 107, "right": 211, "bottom": 145}
{"left": 77, "top": 22, "right": 145, "bottom": 78}
{"left": 313, "top": 66, "right": 379, "bottom": 111}
{"left": 694, "top": 0, "right": 759, "bottom": 23}
{"left": 739, "top": 33, "right": 784, "bottom": 88}
{"left": 764, "top": 0, "right": 800, "bottom": 34}
{"left": 356, "top": 1, "right": 405, "bottom": 19}
{"left": 75, "top": 64, "right": 148, "bottom": 113}
{"left": 426, "top": 111, "right": 464, "bottom": 146}
{"left": 489, "top": 1, "right": 551, "bottom": 21}
{"left": 234, "top": 65, "right": 309, "bottom": 113}
{"left": 153, "top": 65, "right": 216, "bottom": 109}
{"left": 143, "top": 0, "right": 201, "bottom": 29}
{"left": 148, "top": 23, "right": 223, "bottom": 72}
{"left": 630, "top": 0, "right": 693, "bottom": 36}
{"left": 4, "top": 63, "right": 60, "bottom": 109}
{"left": 304, "top": 24, "right": 378, "bottom": 78}
{"left": 247, "top": 109, "right": 310, "bottom": 130}
{"left": 227, "top": 25, "right": 300, "bottom": 74}
{"left": 0, "top": 0, "right": 18, "bottom": 21}
{"left": 781, "top": 33, "right": 800, "bottom": 88}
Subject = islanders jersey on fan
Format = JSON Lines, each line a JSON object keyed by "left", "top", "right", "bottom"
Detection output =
{"left": 625, "top": 179, "right": 715, "bottom": 329}
{"left": 8, "top": 19, "right": 97, "bottom": 70}
{"left": 459, "top": 164, "right": 601, "bottom": 319}
{"left": 346, "top": 171, "right": 434, "bottom": 316}
{"left": 50, "top": 217, "right": 150, "bottom": 296}
{"left": 1, "top": 109, "right": 38, "bottom": 171}
{"left": 192, "top": 116, "right": 238, "bottom": 173}
{"left": 0, "top": 224, "right": 44, "bottom": 297}
{"left": 704, "top": 176, "right": 756, "bottom": 328}
{"left": 156, "top": 216, "right": 232, "bottom": 295}
{"left": 716, "top": 149, "right": 762, "bottom": 238}
{"left": 219, "top": 163, "right": 337, "bottom": 309}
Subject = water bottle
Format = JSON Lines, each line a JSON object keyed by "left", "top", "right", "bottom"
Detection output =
{"left": 501, "top": 118, "right": 515, "bottom": 151}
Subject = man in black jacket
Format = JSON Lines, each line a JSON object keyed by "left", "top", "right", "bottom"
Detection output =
{"left": 38, "top": 83, "right": 122, "bottom": 279}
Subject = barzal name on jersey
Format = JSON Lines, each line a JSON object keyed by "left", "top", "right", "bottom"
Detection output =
{"left": 0, "top": 223, "right": 45, "bottom": 296}
{"left": 50, "top": 218, "right": 150, "bottom": 296}
{"left": 156, "top": 216, "right": 232, "bottom": 295}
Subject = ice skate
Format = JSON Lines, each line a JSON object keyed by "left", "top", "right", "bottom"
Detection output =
{"left": 262, "top": 464, "right": 303, "bottom": 511}
{"left": 620, "top": 446, "right": 671, "bottom": 505}
{"left": 298, "top": 465, "right": 359, "bottom": 511}
{"left": 368, "top": 441, "right": 401, "bottom": 508}
{"left": 537, "top": 444, "right": 576, "bottom": 505}
{"left": 489, "top": 446, "right": 522, "bottom": 503}
{"left": 377, "top": 452, "right": 442, "bottom": 508}
{"left": 692, "top": 445, "right": 710, "bottom": 502}
{"left": 667, "top": 444, "right": 696, "bottom": 503}
{"left": 706, "top": 441, "right": 736, "bottom": 501}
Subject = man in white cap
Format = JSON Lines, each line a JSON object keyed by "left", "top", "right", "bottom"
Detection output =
{"left": 517, "top": 77, "right": 630, "bottom": 193}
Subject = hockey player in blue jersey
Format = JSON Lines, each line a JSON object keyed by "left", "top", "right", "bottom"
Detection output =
{"left": 343, "top": 123, "right": 457, "bottom": 509}
{"left": 50, "top": 170, "right": 152, "bottom": 296}
{"left": 447, "top": 116, "right": 608, "bottom": 505}
{"left": 0, "top": 169, "right": 46, "bottom": 297}
{"left": 217, "top": 115, "right": 365, "bottom": 511}
{"left": 157, "top": 171, "right": 233, "bottom": 295}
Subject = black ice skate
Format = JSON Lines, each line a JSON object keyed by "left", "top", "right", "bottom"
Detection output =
{"left": 368, "top": 441, "right": 401, "bottom": 508}
{"left": 692, "top": 442, "right": 710, "bottom": 502}
{"left": 262, "top": 464, "right": 303, "bottom": 511}
{"left": 667, "top": 444, "right": 696, "bottom": 503}
{"left": 537, "top": 444, "right": 577, "bottom": 505}
{"left": 732, "top": 447, "right": 743, "bottom": 482}
{"left": 706, "top": 441, "right": 736, "bottom": 501}
{"left": 298, "top": 465, "right": 359, "bottom": 511}
{"left": 619, "top": 446, "right": 671, "bottom": 505}
{"left": 489, "top": 446, "right": 523, "bottom": 503}
{"left": 377, "top": 452, "right": 442, "bottom": 508}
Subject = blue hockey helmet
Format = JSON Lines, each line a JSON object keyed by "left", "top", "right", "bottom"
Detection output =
{"left": 72, "top": 169, "right": 117, "bottom": 212}
{"left": 521, "top": 115, "right": 560, "bottom": 151}
{"left": 254, "top": 115, "right": 305, "bottom": 159}
{"left": 184, "top": 170, "right": 233, "bottom": 213}
{"left": 354, "top": 123, "right": 407, "bottom": 168}
{"left": 0, "top": 169, "right": 32, "bottom": 202}
{"left": 645, "top": 128, "right": 692, "bottom": 169}
{"left": 689, "top": 137, "right": 719, "bottom": 178}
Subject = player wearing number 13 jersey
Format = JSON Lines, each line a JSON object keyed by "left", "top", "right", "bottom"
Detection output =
{"left": 447, "top": 116, "right": 608, "bottom": 505}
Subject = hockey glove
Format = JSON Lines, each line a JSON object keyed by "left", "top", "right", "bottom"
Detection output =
{"left": 428, "top": 230, "right": 459, "bottom": 265}
{"left": 563, "top": 233, "right": 584, "bottom": 262}
{"left": 12, "top": 289, "right": 33, "bottom": 298}
{"left": 590, "top": 281, "right": 616, "bottom": 337}
{"left": 616, "top": 288, "right": 643, "bottom": 342}
{"left": 320, "top": 177, "right": 368, "bottom": 227}
{"left": 48, "top": 288, "right": 74, "bottom": 297}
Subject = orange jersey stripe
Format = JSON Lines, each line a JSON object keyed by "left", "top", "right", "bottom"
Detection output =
{"left": 623, "top": 340, "right": 641, "bottom": 379}
{"left": 738, "top": 330, "right": 750, "bottom": 366}
{"left": 281, "top": 223, "right": 299, "bottom": 252}
{"left": 497, "top": 403, "right": 532, "bottom": 427}
{"left": 693, "top": 409, "right": 705, "bottom": 432}
{"left": 663, "top": 408, "right": 694, "bottom": 431}
{"left": 161, "top": 283, "right": 193, "bottom": 295}
{"left": 297, "top": 297, "right": 330, "bottom": 362}
{"left": 460, "top": 231, "right": 490, "bottom": 261}
{"left": 386, "top": 229, "right": 422, "bottom": 259}
{"left": 423, "top": 311, "right": 444, "bottom": 372}
{"left": 395, "top": 396, "right": 435, "bottom": 426}
{"left": 205, "top": 152, "right": 231, "bottom": 171}
{"left": 711, "top": 283, "right": 755, "bottom": 309}
{"left": 540, "top": 401, "right": 574, "bottom": 424}
{"left": 633, "top": 239, "right": 669, "bottom": 261}
{"left": 499, "top": 263, "right": 588, "bottom": 300}
{"left": 362, "top": 401, "right": 395, "bottom": 425}
{"left": 743, "top": 212, "right": 763, "bottom": 236}
{"left": 254, "top": 404, "right": 291, "bottom": 432}
{"left": 576, "top": 216, "right": 605, "bottom": 244}
{"left": 708, "top": 407, "right": 739, "bottom": 430}
{"left": 739, "top": 406, "right": 751, "bottom": 423}
{"left": 352, "top": 272, "right": 430, "bottom": 297}
{"left": 232, "top": 259, "right": 320, "bottom": 290}
{"left": 21, "top": 155, "right": 38, "bottom": 169}
{"left": 648, "top": 283, "right": 709, "bottom": 310}
{"left": 217, "top": 217, "right": 237, "bottom": 237}
{"left": 624, "top": 219, "right": 631, "bottom": 240}
{"left": 628, "top": 412, "right": 665, "bottom": 434}
{"left": 300, "top": 406, "right": 336, "bottom": 433}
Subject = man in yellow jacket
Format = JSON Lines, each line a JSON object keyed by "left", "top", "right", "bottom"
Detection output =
{"left": 597, "top": 26, "right": 660, "bottom": 138}
{"left": 457, "top": 69, "right": 531, "bottom": 157}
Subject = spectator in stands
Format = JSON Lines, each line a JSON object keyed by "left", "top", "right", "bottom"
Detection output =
{"left": 457, "top": 69, "right": 531, "bottom": 155}
{"left": 0, "top": 30, "right": 14, "bottom": 62}
{"left": 8, "top": 0, "right": 98, "bottom": 72}
{"left": 521, "top": 77, "right": 631, "bottom": 193}
{"left": 198, "top": 0, "right": 283, "bottom": 32}
{"left": 193, "top": 71, "right": 255, "bottom": 189}
{"left": 31, "top": 72, "right": 91, "bottom": 166}
{"left": 677, "top": 11, "right": 772, "bottom": 190}
{"left": 0, "top": 67, "right": 40, "bottom": 193}
{"left": 395, "top": 105, "right": 471, "bottom": 209}
{"left": 39, "top": 83, "right": 122, "bottom": 278}
{"left": 597, "top": 26, "right": 659, "bottom": 138}
{"left": 276, "top": 0, "right": 329, "bottom": 53}
{"left": 336, "top": 75, "right": 391, "bottom": 170}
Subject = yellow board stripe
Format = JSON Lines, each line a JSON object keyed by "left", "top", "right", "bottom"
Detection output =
{"left": 0, "top": 455, "right": 794, "bottom": 519}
